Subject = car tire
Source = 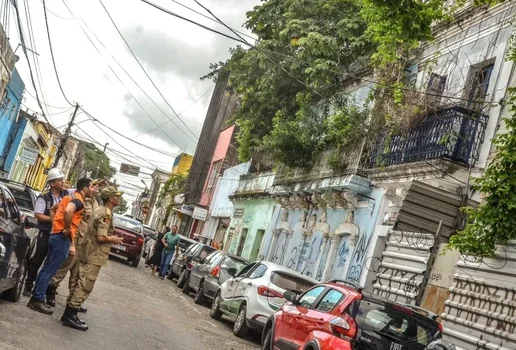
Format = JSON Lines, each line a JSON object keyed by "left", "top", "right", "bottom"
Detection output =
{"left": 177, "top": 269, "right": 187, "bottom": 288}
{"left": 194, "top": 281, "right": 205, "bottom": 305}
{"left": 262, "top": 326, "right": 272, "bottom": 350}
{"left": 210, "top": 292, "right": 223, "bottom": 320}
{"left": 131, "top": 258, "right": 140, "bottom": 268}
{"left": 2, "top": 259, "right": 27, "bottom": 302}
{"left": 233, "top": 304, "right": 250, "bottom": 337}
{"left": 182, "top": 277, "right": 192, "bottom": 295}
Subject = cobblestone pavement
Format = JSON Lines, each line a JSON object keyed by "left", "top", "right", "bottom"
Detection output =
{"left": 0, "top": 256, "right": 261, "bottom": 350}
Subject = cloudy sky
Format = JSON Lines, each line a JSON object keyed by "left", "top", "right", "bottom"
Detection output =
{"left": 5, "top": 0, "right": 259, "bottom": 204}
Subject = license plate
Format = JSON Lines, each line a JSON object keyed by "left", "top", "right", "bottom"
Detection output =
{"left": 113, "top": 244, "right": 126, "bottom": 251}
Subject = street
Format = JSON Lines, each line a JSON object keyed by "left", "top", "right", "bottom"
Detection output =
{"left": 0, "top": 257, "right": 260, "bottom": 350}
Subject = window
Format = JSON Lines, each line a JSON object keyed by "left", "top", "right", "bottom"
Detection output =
{"left": 248, "top": 264, "right": 267, "bottom": 279}
{"left": 185, "top": 243, "right": 200, "bottom": 255}
{"left": 210, "top": 253, "right": 224, "bottom": 268}
{"left": 465, "top": 61, "right": 495, "bottom": 111}
{"left": 298, "top": 286, "right": 326, "bottom": 309}
{"left": 206, "top": 160, "right": 223, "bottom": 194}
{"left": 426, "top": 73, "right": 447, "bottom": 107}
{"left": 0, "top": 190, "right": 7, "bottom": 220}
{"left": 236, "top": 262, "right": 257, "bottom": 277}
{"left": 199, "top": 245, "right": 216, "bottom": 260}
{"left": 270, "top": 272, "right": 316, "bottom": 293}
{"left": 315, "top": 289, "right": 344, "bottom": 313}
{"left": 3, "top": 190, "right": 20, "bottom": 225}
{"left": 5, "top": 185, "right": 33, "bottom": 211}
{"left": 113, "top": 215, "right": 143, "bottom": 234}
{"left": 355, "top": 300, "right": 439, "bottom": 347}
{"left": 221, "top": 256, "right": 247, "bottom": 272}
{"left": 203, "top": 251, "right": 220, "bottom": 264}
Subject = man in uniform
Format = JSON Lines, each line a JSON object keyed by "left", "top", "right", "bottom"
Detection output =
{"left": 45, "top": 179, "right": 104, "bottom": 310}
{"left": 24, "top": 168, "right": 69, "bottom": 296}
{"left": 61, "top": 186, "right": 123, "bottom": 331}
{"left": 27, "top": 178, "right": 93, "bottom": 315}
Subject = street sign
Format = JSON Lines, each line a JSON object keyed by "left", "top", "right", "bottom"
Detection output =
{"left": 119, "top": 163, "right": 140, "bottom": 176}
{"left": 19, "top": 146, "right": 38, "bottom": 165}
{"left": 180, "top": 204, "right": 194, "bottom": 216}
{"left": 193, "top": 207, "right": 208, "bottom": 221}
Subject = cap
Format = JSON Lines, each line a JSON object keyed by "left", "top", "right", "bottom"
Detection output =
{"left": 92, "top": 179, "right": 100, "bottom": 186}
{"left": 101, "top": 186, "right": 123, "bottom": 199}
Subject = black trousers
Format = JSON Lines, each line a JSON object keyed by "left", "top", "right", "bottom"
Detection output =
{"left": 25, "top": 231, "right": 50, "bottom": 288}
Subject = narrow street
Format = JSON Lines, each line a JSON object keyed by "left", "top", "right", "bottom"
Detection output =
{"left": 0, "top": 257, "right": 260, "bottom": 350}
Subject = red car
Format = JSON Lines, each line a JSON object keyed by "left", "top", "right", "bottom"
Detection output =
{"left": 262, "top": 280, "right": 442, "bottom": 350}
{"left": 110, "top": 214, "right": 145, "bottom": 267}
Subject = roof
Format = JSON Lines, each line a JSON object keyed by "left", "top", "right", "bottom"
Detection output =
{"left": 260, "top": 261, "right": 319, "bottom": 284}
{"left": 0, "top": 178, "right": 36, "bottom": 192}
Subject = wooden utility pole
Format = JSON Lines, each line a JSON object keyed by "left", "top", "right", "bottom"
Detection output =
{"left": 93, "top": 142, "right": 109, "bottom": 179}
{"left": 53, "top": 103, "right": 80, "bottom": 168}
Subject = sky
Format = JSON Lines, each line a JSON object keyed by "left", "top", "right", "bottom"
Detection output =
{"left": 4, "top": 0, "right": 259, "bottom": 205}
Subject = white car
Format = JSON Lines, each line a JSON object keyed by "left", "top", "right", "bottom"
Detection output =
{"left": 209, "top": 261, "right": 318, "bottom": 337}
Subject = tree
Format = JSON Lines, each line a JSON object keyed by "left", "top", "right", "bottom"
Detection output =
{"left": 159, "top": 173, "right": 188, "bottom": 225}
{"left": 69, "top": 142, "right": 117, "bottom": 183}
{"left": 114, "top": 196, "right": 129, "bottom": 215}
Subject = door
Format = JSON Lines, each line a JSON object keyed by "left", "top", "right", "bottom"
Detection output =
{"left": 174, "top": 243, "right": 199, "bottom": 274}
{"left": 190, "top": 251, "right": 220, "bottom": 289}
{"left": 220, "top": 262, "right": 257, "bottom": 312}
{"left": 235, "top": 228, "right": 248, "bottom": 257}
{"left": 230, "top": 263, "right": 267, "bottom": 315}
{"left": 274, "top": 286, "right": 326, "bottom": 350}
{"left": 249, "top": 229, "right": 265, "bottom": 261}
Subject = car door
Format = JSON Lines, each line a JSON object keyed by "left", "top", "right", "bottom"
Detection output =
{"left": 190, "top": 251, "right": 220, "bottom": 289}
{"left": 274, "top": 286, "right": 326, "bottom": 350}
{"left": 173, "top": 243, "right": 198, "bottom": 275}
{"left": 220, "top": 262, "right": 257, "bottom": 312}
{"left": 230, "top": 263, "right": 268, "bottom": 315}
{"left": 293, "top": 288, "right": 346, "bottom": 346}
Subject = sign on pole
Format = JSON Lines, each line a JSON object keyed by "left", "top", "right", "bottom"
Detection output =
{"left": 119, "top": 163, "right": 140, "bottom": 177}
{"left": 19, "top": 146, "right": 38, "bottom": 165}
{"left": 192, "top": 207, "right": 208, "bottom": 221}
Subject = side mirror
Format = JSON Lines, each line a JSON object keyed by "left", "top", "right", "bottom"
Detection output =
{"left": 181, "top": 248, "right": 186, "bottom": 253}
{"left": 25, "top": 216, "right": 38, "bottom": 229}
{"left": 227, "top": 267, "right": 237, "bottom": 276}
{"left": 283, "top": 290, "right": 299, "bottom": 304}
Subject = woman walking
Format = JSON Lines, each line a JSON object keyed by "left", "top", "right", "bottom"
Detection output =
{"left": 150, "top": 230, "right": 165, "bottom": 276}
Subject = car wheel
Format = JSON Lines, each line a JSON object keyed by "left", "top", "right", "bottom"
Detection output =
{"left": 182, "top": 277, "right": 192, "bottom": 295}
{"left": 194, "top": 282, "right": 205, "bottom": 305}
{"left": 233, "top": 304, "right": 250, "bottom": 337}
{"left": 131, "top": 258, "right": 140, "bottom": 268}
{"left": 2, "top": 259, "right": 27, "bottom": 302}
{"left": 262, "top": 326, "right": 272, "bottom": 350}
{"left": 210, "top": 292, "right": 223, "bottom": 320}
{"left": 177, "top": 270, "right": 187, "bottom": 288}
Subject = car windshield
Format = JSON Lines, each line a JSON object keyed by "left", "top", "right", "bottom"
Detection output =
{"left": 143, "top": 227, "right": 157, "bottom": 239}
{"left": 355, "top": 300, "right": 440, "bottom": 349}
{"left": 5, "top": 186, "right": 33, "bottom": 210}
{"left": 114, "top": 215, "right": 142, "bottom": 234}
{"left": 221, "top": 256, "right": 247, "bottom": 272}
{"left": 270, "top": 272, "right": 316, "bottom": 293}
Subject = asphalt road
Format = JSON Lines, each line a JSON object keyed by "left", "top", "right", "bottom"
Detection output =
{"left": 0, "top": 256, "right": 261, "bottom": 350}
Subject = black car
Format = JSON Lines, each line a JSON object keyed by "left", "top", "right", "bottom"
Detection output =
{"left": 168, "top": 242, "right": 217, "bottom": 288}
{"left": 185, "top": 251, "right": 249, "bottom": 304}
{"left": 0, "top": 183, "right": 38, "bottom": 302}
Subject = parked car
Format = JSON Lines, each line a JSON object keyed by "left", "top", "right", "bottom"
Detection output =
{"left": 262, "top": 279, "right": 443, "bottom": 350}
{"left": 142, "top": 225, "right": 157, "bottom": 259}
{"left": 177, "top": 235, "right": 198, "bottom": 253}
{"left": 0, "top": 179, "right": 39, "bottom": 248}
{"left": 110, "top": 214, "right": 145, "bottom": 267}
{"left": 168, "top": 242, "right": 217, "bottom": 287}
{"left": 0, "top": 183, "right": 38, "bottom": 302}
{"left": 184, "top": 251, "right": 249, "bottom": 304}
{"left": 210, "top": 261, "right": 318, "bottom": 337}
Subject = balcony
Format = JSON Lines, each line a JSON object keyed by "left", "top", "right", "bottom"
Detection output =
{"left": 368, "top": 106, "right": 488, "bottom": 180}
{"left": 231, "top": 172, "right": 276, "bottom": 199}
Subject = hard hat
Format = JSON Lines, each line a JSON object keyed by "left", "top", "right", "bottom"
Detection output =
{"left": 47, "top": 168, "right": 65, "bottom": 182}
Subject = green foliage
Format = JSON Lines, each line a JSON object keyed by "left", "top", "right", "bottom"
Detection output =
{"left": 69, "top": 142, "right": 116, "bottom": 184}
{"left": 158, "top": 173, "right": 187, "bottom": 204}
{"left": 447, "top": 87, "right": 516, "bottom": 257}
{"left": 113, "top": 196, "right": 129, "bottom": 215}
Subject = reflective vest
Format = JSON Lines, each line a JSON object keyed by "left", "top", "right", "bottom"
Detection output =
{"left": 52, "top": 192, "right": 84, "bottom": 242}
{"left": 36, "top": 189, "right": 69, "bottom": 234}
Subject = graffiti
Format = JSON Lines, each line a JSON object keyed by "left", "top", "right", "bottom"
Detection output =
{"left": 287, "top": 246, "right": 298, "bottom": 269}
{"left": 301, "top": 235, "right": 321, "bottom": 276}
{"left": 337, "top": 241, "right": 350, "bottom": 268}
{"left": 346, "top": 233, "right": 373, "bottom": 282}
{"left": 273, "top": 241, "right": 284, "bottom": 264}
{"left": 429, "top": 272, "right": 443, "bottom": 281}
{"left": 372, "top": 266, "right": 421, "bottom": 303}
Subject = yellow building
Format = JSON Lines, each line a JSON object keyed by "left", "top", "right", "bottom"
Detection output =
{"left": 25, "top": 121, "right": 56, "bottom": 190}
{"left": 171, "top": 153, "right": 193, "bottom": 175}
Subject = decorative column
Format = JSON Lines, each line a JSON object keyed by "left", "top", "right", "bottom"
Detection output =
{"left": 296, "top": 213, "right": 318, "bottom": 271}
{"left": 314, "top": 232, "right": 330, "bottom": 280}
{"left": 280, "top": 229, "right": 294, "bottom": 266}
{"left": 266, "top": 228, "right": 282, "bottom": 262}
{"left": 321, "top": 233, "right": 345, "bottom": 282}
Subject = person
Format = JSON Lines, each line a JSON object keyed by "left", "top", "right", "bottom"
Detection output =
{"left": 159, "top": 225, "right": 180, "bottom": 279}
{"left": 62, "top": 186, "right": 123, "bottom": 331}
{"left": 149, "top": 229, "right": 165, "bottom": 276}
{"left": 45, "top": 179, "right": 104, "bottom": 310}
{"left": 23, "top": 168, "right": 70, "bottom": 297}
{"left": 27, "top": 178, "right": 93, "bottom": 315}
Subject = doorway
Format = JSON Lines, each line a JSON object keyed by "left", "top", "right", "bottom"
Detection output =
{"left": 236, "top": 228, "right": 248, "bottom": 257}
{"left": 249, "top": 229, "right": 265, "bottom": 261}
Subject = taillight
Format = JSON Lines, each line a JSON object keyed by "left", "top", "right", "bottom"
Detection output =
{"left": 329, "top": 314, "right": 357, "bottom": 339}
{"left": 211, "top": 266, "right": 221, "bottom": 278}
{"left": 137, "top": 237, "right": 144, "bottom": 245}
{"left": 257, "top": 286, "right": 283, "bottom": 298}
{"left": 438, "top": 323, "right": 443, "bottom": 332}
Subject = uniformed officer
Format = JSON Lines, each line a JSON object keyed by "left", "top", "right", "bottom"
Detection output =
{"left": 61, "top": 186, "right": 123, "bottom": 331}
{"left": 45, "top": 179, "right": 104, "bottom": 310}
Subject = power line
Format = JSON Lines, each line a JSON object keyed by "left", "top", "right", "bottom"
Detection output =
{"left": 42, "top": 0, "right": 74, "bottom": 106}
{"left": 23, "top": 89, "right": 71, "bottom": 109}
{"left": 99, "top": 0, "right": 199, "bottom": 141}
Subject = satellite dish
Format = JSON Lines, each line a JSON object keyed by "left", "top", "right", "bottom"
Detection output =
{"left": 174, "top": 194, "right": 185, "bottom": 204}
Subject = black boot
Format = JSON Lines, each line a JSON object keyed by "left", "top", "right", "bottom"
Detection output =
{"left": 27, "top": 298, "right": 53, "bottom": 315}
{"left": 22, "top": 285, "right": 32, "bottom": 297}
{"left": 46, "top": 285, "right": 57, "bottom": 307}
{"left": 61, "top": 305, "right": 88, "bottom": 331}
{"left": 78, "top": 306, "right": 87, "bottom": 313}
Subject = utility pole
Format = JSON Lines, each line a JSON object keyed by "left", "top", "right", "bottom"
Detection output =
{"left": 53, "top": 103, "right": 80, "bottom": 168}
{"left": 93, "top": 142, "right": 109, "bottom": 179}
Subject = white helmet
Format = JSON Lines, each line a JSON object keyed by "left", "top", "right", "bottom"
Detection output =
{"left": 47, "top": 168, "right": 65, "bottom": 182}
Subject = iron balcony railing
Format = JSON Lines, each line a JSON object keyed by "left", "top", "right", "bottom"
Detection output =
{"left": 369, "top": 106, "right": 488, "bottom": 169}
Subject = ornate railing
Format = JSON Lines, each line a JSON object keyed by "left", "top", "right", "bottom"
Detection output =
{"left": 369, "top": 106, "right": 488, "bottom": 168}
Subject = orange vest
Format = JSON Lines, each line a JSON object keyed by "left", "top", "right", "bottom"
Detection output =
{"left": 52, "top": 192, "right": 85, "bottom": 242}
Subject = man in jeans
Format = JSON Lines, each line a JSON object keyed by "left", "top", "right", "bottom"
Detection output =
{"left": 27, "top": 178, "right": 93, "bottom": 315}
{"left": 159, "top": 225, "right": 180, "bottom": 279}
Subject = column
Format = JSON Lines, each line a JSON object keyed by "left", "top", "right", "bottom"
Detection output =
{"left": 321, "top": 234, "right": 342, "bottom": 282}
{"left": 279, "top": 230, "right": 293, "bottom": 266}
{"left": 314, "top": 234, "right": 330, "bottom": 280}
{"left": 266, "top": 229, "right": 282, "bottom": 262}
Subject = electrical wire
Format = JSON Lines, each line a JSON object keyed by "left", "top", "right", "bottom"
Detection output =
{"left": 99, "top": 0, "right": 199, "bottom": 141}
